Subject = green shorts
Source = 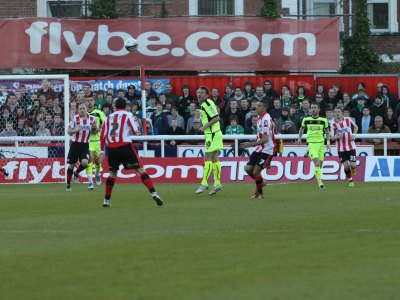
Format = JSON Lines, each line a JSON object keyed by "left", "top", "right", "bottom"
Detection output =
{"left": 205, "top": 131, "right": 223, "bottom": 153}
{"left": 89, "top": 141, "right": 101, "bottom": 157}
{"left": 308, "top": 142, "right": 324, "bottom": 161}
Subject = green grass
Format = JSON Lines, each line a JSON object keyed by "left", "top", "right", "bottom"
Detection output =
{"left": 0, "top": 182, "right": 399, "bottom": 300}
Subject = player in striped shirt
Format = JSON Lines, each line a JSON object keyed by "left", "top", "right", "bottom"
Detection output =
{"left": 98, "top": 98, "right": 163, "bottom": 208}
{"left": 66, "top": 103, "right": 97, "bottom": 192}
{"left": 330, "top": 107, "right": 358, "bottom": 187}
{"left": 240, "top": 99, "right": 276, "bottom": 199}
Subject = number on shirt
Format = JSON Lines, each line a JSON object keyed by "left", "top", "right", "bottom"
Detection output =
{"left": 110, "top": 122, "right": 119, "bottom": 137}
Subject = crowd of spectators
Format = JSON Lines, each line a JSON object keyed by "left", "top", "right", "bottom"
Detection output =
{"left": 0, "top": 78, "right": 399, "bottom": 147}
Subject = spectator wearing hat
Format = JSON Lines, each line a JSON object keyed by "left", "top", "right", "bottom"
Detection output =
{"left": 370, "top": 95, "right": 388, "bottom": 122}
{"left": 276, "top": 107, "right": 297, "bottom": 135}
{"left": 351, "top": 83, "right": 370, "bottom": 105}
{"left": 187, "top": 119, "right": 203, "bottom": 144}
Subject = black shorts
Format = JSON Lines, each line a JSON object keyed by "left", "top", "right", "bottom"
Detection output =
{"left": 247, "top": 152, "right": 273, "bottom": 169}
{"left": 67, "top": 142, "right": 90, "bottom": 164}
{"left": 338, "top": 149, "right": 357, "bottom": 163}
{"left": 107, "top": 143, "right": 142, "bottom": 172}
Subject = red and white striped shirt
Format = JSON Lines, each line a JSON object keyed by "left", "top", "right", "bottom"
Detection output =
{"left": 330, "top": 117, "right": 356, "bottom": 152}
{"left": 100, "top": 109, "right": 140, "bottom": 150}
{"left": 254, "top": 112, "right": 275, "bottom": 155}
{"left": 69, "top": 113, "right": 96, "bottom": 143}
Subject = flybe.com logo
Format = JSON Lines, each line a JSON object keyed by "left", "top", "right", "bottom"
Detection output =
{"left": 365, "top": 157, "right": 400, "bottom": 182}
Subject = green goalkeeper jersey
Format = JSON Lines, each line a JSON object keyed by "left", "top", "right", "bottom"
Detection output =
{"left": 88, "top": 108, "right": 106, "bottom": 141}
{"left": 301, "top": 116, "right": 328, "bottom": 143}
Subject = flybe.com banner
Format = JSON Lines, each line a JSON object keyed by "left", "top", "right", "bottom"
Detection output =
{"left": 0, "top": 17, "right": 339, "bottom": 71}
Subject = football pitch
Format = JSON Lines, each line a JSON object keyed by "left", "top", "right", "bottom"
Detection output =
{"left": 0, "top": 182, "right": 399, "bottom": 300}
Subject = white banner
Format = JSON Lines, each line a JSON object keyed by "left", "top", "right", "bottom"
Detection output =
{"left": 0, "top": 146, "right": 48, "bottom": 158}
{"left": 364, "top": 157, "right": 400, "bottom": 182}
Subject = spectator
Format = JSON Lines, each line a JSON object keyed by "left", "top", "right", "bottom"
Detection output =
{"left": 44, "top": 114, "right": 53, "bottom": 129}
{"left": 313, "top": 84, "right": 325, "bottom": 102}
{"left": 36, "top": 120, "right": 51, "bottom": 143}
{"left": 83, "top": 83, "right": 92, "bottom": 97}
{"left": 294, "top": 85, "right": 308, "bottom": 108}
{"left": 177, "top": 85, "right": 195, "bottom": 116}
{"left": 102, "top": 103, "right": 112, "bottom": 117}
{"left": 245, "top": 115, "right": 258, "bottom": 134}
{"left": 359, "top": 107, "right": 374, "bottom": 140}
{"left": 244, "top": 108, "right": 258, "bottom": 132}
{"left": 106, "top": 88, "right": 115, "bottom": 98}
{"left": 0, "top": 105, "right": 16, "bottom": 131}
{"left": 269, "top": 98, "right": 282, "bottom": 121}
{"left": 184, "top": 101, "right": 197, "bottom": 125}
{"left": 225, "top": 115, "right": 244, "bottom": 135}
{"left": 380, "top": 85, "right": 396, "bottom": 109}
{"left": 276, "top": 107, "right": 297, "bottom": 134}
{"left": 370, "top": 95, "right": 388, "bottom": 122}
{"left": 187, "top": 120, "right": 202, "bottom": 144}
{"left": 165, "top": 83, "right": 179, "bottom": 106}
{"left": 246, "top": 98, "right": 259, "bottom": 121}
{"left": 224, "top": 99, "right": 244, "bottom": 128}
{"left": 298, "top": 99, "right": 310, "bottom": 121}
{"left": 95, "top": 90, "right": 106, "bottom": 109}
{"left": 125, "top": 85, "right": 138, "bottom": 103}
{"left": 225, "top": 87, "right": 245, "bottom": 114}
{"left": 22, "top": 120, "right": 35, "bottom": 137}
{"left": 145, "top": 118, "right": 154, "bottom": 135}
{"left": 343, "top": 107, "right": 356, "bottom": 123}
{"left": 222, "top": 84, "right": 234, "bottom": 111}
{"left": 289, "top": 104, "right": 302, "bottom": 129}
{"left": 342, "top": 92, "right": 353, "bottom": 109}
{"left": 37, "top": 79, "right": 57, "bottom": 100}
{"left": 243, "top": 81, "right": 255, "bottom": 98}
{"left": 385, "top": 107, "right": 398, "bottom": 133}
{"left": 367, "top": 115, "right": 391, "bottom": 145}
{"left": 210, "top": 88, "right": 225, "bottom": 113}
{"left": 167, "top": 106, "right": 185, "bottom": 130}
{"left": 16, "top": 118, "right": 27, "bottom": 136}
{"left": 0, "top": 121, "right": 17, "bottom": 144}
{"left": 351, "top": 96, "right": 368, "bottom": 126}
{"left": 325, "top": 107, "right": 335, "bottom": 125}
{"left": 332, "top": 83, "right": 343, "bottom": 101}
{"left": 280, "top": 89, "right": 295, "bottom": 108}
{"left": 166, "top": 118, "right": 185, "bottom": 146}
{"left": 263, "top": 80, "right": 277, "bottom": 101}
{"left": 115, "top": 89, "right": 127, "bottom": 102}
{"left": 150, "top": 102, "right": 169, "bottom": 135}
{"left": 186, "top": 108, "right": 201, "bottom": 134}
{"left": 51, "top": 114, "right": 65, "bottom": 136}
{"left": 351, "top": 86, "right": 370, "bottom": 106}
{"left": 0, "top": 84, "right": 9, "bottom": 106}
{"left": 324, "top": 88, "right": 338, "bottom": 111}
{"left": 240, "top": 98, "right": 251, "bottom": 121}
{"left": 146, "top": 94, "right": 157, "bottom": 118}
{"left": 3, "top": 93, "right": 19, "bottom": 115}
{"left": 158, "top": 93, "right": 168, "bottom": 109}
{"left": 144, "top": 81, "right": 156, "bottom": 100}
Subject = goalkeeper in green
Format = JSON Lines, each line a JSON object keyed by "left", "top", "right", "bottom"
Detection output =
{"left": 85, "top": 96, "right": 106, "bottom": 190}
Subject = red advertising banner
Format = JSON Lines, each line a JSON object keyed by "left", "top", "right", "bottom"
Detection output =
{"left": 0, "top": 157, "right": 365, "bottom": 184}
{"left": 0, "top": 17, "right": 340, "bottom": 71}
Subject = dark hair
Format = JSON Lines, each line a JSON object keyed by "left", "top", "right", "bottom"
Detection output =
{"left": 229, "top": 115, "right": 238, "bottom": 122}
{"left": 311, "top": 102, "right": 320, "bottom": 109}
{"left": 115, "top": 97, "right": 127, "bottom": 109}
{"left": 199, "top": 86, "right": 209, "bottom": 95}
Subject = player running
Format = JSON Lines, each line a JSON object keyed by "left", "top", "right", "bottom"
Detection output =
{"left": 297, "top": 103, "right": 330, "bottom": 190}
{"left": 195, "top": 86, "right": 223, "bottom": 196}
{"left": 240, "top": 99, "right": 276, "bottom": 199}
{"left": 330, "top": 107, "right": 358, "bottom": 187}
{"left": 85, "top": 96, "right": 106, "bottom": 190}
{"left": 98, "top": 97, "right": 163, "bottom": 208}
{"left": 66, "top": 103, "right": 97, "bottom": 191}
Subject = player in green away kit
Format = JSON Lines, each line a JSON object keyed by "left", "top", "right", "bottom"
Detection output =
{"left": 195, "top": 86, "right": 223, "bottom": 196}
{"left": 85, "top": 96, "right": 106, "bottom": 190}
{"left": 297, "top": 103, "right": 330, "bottom": 190}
